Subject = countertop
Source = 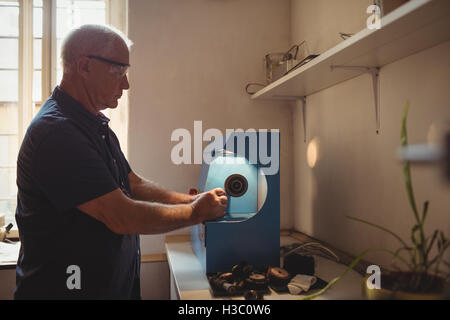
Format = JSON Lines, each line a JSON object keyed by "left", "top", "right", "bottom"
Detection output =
{"left": 165, "top": 234, "right": 365, "bottom": 300}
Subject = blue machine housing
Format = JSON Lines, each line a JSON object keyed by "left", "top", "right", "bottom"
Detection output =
{"left": 190, "top": 131, "right": 280, "bottom": 274}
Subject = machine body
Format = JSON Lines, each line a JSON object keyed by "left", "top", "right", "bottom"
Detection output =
{"left": 191, "top": 131, "right": 280, "bottom": 274}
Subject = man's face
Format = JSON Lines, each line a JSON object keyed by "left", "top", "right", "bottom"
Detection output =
{"left": 84, "top": 40, "right": 130, "bottom": 112}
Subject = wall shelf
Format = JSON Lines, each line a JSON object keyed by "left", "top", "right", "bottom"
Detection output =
{"left": 250, "top": 0, "right": 450, "bottom": 101}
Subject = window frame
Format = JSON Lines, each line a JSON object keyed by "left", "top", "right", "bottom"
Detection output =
{"left": 0, "top": 0, "right": 24, "bottom": 207}
{"left": 1, "top": 0, "right": 129, "bottom": 229}
{"left": 15, "top": 0, "right": 120, "bottom": 142}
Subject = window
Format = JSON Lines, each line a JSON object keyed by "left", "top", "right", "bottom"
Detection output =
{"left": 0, "top": 0, "right": 129, "bottom": 229}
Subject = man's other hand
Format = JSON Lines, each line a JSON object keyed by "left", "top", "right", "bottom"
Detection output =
{"left": 191, "top": 188, "right": 228, "bottom": 223}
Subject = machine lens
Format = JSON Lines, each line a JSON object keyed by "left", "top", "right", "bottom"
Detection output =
{"left": 225, "top": 174, "right": 248, "bottom": 197}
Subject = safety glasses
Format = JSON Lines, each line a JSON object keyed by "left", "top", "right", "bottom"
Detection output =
{"left": 87, "top": 55, "right": 130, "bottom": 79}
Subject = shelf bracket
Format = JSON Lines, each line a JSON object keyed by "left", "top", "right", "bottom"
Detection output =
{"left": 331, "top": 65, "right": 381, "bottom": 134}
{"left": 301, "top": 96, "right": 307, "bottom": 143}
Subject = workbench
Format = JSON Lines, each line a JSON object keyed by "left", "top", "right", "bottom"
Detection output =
{"left": 165, "top": 234, "right": 365, "bottom": 300}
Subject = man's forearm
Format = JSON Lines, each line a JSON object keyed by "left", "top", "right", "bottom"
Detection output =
{"left": 124, "top": 199, "right": 197, "bottom": 235}
{"left": 78, "top": 188, "right": 198, "bottom": 235}
{"left": 77, "top": 187, "right": 226, "bottom": 235}
{"left": 129, "top": 174, "right": 194, "bottom": 204}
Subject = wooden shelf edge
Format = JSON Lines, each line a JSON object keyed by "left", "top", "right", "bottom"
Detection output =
{"left": 141, "top": 253, "right": 167, "bottom": 263}
{"left": 165, "top": 234, "right": 190, "bottom": 243}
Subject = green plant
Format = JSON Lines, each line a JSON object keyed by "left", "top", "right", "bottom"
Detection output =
{"left": 302, "top": 102, "right": 449, "bottom": 299}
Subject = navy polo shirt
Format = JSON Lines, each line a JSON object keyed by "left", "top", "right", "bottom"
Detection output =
{"left": 14, "top": 86, "right": 140, "bottom": 299}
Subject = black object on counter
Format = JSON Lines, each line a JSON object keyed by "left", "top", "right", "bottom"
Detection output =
{"left": 208, "top": 261, "right": 270, "bottom": 298}
{"left": 284, "top": 254, "right": 315, "bottom": 276}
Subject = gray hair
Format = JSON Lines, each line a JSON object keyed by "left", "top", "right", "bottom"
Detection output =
{"left": 61, "top": 24, "right": 133, "bottom": 74}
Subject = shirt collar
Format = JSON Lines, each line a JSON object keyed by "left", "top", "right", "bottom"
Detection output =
{"left": 52, "top": 86, "right": 111, "bottom": 130}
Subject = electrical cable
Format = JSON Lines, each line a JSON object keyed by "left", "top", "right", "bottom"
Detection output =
{"left": 245, "top": 83, "right": 266, "bottom": 95}
{"left": 281, "top": 242, "right": 339, "bottom": 263}
{"left": 282, "top": 54, "right": 320, "bottom": 76}
{"left": 245, "top": 40, "right": 311, "bottom": 94}
{"left": 339, "top": 32, "right": 354, "bottom": 40}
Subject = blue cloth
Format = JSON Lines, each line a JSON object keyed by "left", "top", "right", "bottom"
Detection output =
{"left": 14, "top": 86, "right": 140, "bottom": 299}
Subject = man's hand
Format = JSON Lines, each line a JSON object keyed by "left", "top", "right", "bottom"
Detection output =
{"left": 191, "top": 188, "right": 228, "bottom": 223}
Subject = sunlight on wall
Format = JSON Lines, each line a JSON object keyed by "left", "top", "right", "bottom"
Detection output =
{"left": 307, "top": 137, "right": 320, "bottom": 168}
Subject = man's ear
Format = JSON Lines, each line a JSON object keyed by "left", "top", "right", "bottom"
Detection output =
{"left": 77, "top": 56, "right": 91, "bottom": 79}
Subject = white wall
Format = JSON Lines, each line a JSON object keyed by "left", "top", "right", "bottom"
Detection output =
{"left": 127, "top": 0, "right": 293, "bottom": 298}
{"left": 128, "top": 0, "right": 294, "bottom": 253}
{"left": 291, "top": 0, "right": 450, "bottom": 267}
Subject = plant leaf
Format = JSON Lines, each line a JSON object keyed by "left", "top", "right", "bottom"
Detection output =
{"left": 300, "top": 248, "right": 412, "bottom": 300}
{"left": 411, "top": 224, "right": 420, "bottom": 247}
{"left": 426, "top": 230, "right": 438, "bottom": 255}
{"left": 421, "top": 201, "right": 429, "bottom": 224}
{"left": 346, "top": 215, "right": 409, "bottom": 250}
{"left": 392, "top": 247, "right": 413, "bottom": 269}
{"left": 437, "top": 231, "right": 446, "bottom": 251}
{"left": 401, "top": 102, "right": 420, "bottom": 224}
{"left": 440, "top": 231, "right": 447, "bottom": 244}
{"left": 400, "top": 102, "right": 410, "bottom": 147}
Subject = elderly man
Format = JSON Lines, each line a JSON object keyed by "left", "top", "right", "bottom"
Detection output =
{"left": 14, "top": 24, "right": 227, "bottom": 299}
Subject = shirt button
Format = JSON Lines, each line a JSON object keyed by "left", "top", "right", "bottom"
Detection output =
{"left": 102, "top": 135, "right": 105, "bottom": 139}
{"left": 102, "top": 122, "right": 107, "bottom": 126}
